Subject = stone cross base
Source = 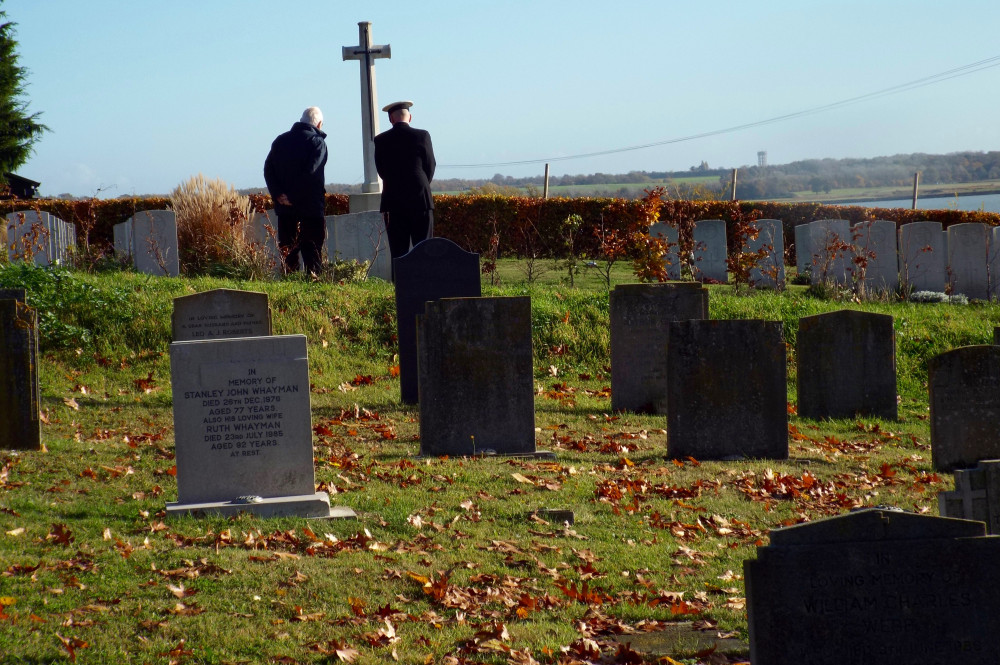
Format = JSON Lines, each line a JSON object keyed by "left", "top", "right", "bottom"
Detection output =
{"left": 349, "top": 192, "right": 382, "bottom": 213}
{"left": 165, "top": 492, "right": 356, "bottom": 519}
{"left": 938, "top": 459, "right": 1000, "bottom": 534}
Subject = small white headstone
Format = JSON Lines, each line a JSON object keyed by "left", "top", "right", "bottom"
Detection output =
{"left": 692, "top": 219, "right": 728, "bottom": 283}
{"left": 648, "top": 222, "right": 680, "bottom": 280}
{"left": 246, "top": 210, "right": 283, "bottom": 274}
{"left": 116, "top": 210, "right": 179, "bottom": 277}
{"left": 807, "top": 219, "right": 850, "bottom": 285}
{"left": 898, "top": 221, "right": 945, "bottom": 293}
{"left": 747, "top": 219, "right": 785, "bottom": 288}
{"left": 851, "top": 220, "right": 898, "bottom": 293}
{"left": 324, "top": 211, "right": 391, "bottom": 281}
{"left": 947, "top": 223, "right": 990, "bottom": 299}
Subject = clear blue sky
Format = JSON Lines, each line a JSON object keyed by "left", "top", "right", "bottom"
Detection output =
{"left": 6, "top": 0, "right": 1000, "bottom": 197}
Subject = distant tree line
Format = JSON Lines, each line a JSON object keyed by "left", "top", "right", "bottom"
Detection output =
{"left": 235, "top": 150, "right": 1000, "bottom": 202}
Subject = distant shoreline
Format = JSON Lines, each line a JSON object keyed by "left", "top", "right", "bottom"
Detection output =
{"left": 768, "top": 184, "right": 1000, "bottom": 206}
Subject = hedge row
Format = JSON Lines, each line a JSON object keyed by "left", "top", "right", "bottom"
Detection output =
{"left": 3, "top": 194, "right": 997, "bottom": 262}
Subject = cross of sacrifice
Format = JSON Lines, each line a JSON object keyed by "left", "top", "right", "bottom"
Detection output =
{"left": 342, "top": 21, "right": 391, "bottom": 194}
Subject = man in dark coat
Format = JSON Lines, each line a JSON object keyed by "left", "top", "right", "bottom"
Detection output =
{"left": 374, "top": 101, "right": 436, "bottom": 263}
{"left": 263, "top": 107, "right": 328, "bottom": 275}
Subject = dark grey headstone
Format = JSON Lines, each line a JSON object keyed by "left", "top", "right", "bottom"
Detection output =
{"left": 417, "top": 297, "right": 535, "bottom": 456}
{"left": 394, "top": 239, "right": 480, "bottom": 404}
{"left": 929, "top": 345, "right": 1000, "bottom": 471}
{"left": 993, "top": 326, "right": 998, "bottom": 345}
{"left": 745, "top": 508, "right": 1000, "bottom": 665}
{"left": 796, "top": 310, "right": 897, "bottom": 420}
{"left": 609, "top": 282, "right": 708, "bottom": 413}
{"left": 172, "top": 289, "right": 272, "bottom": 342}
{"left": 666, "top": 320, "right": 787, "bottom": 460}
{"left": 939, "top": 459, "right": 1000, "bottom": 535}
{"left": 1, "top": 299, "right": 40, "bottom": 451}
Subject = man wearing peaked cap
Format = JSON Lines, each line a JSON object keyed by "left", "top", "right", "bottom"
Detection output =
{"left": 374, "top": 100, "right": 436, "bottom": 272}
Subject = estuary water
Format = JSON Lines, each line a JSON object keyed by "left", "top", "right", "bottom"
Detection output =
{"left": 840, "top": 192, "right": 1000, "bottom": 214}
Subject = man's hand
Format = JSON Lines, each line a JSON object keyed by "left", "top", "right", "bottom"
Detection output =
{"left": 276, "top": 194, "right": 291, "bottom": 206}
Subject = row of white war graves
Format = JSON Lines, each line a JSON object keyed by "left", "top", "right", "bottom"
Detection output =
{"left": 655, "top": 217, "right": 1000, "bottom": 298}
{"left": 5, "top": 239, "right": 1000, "bottom": 661}
{"left": 4, "top": 208, "right": 390, "bottom": 279}
{"left": 9, "top": 208, "right": 1000, "bottom": 301}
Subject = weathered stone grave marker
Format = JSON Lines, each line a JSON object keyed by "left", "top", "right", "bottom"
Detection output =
{"left": 172, "top": 289, "right": 272, "bottom": 342}
{"left": 796, "top": 310, "right": 897, "bottom": 420}
{"left": 114, "top": 210, "right": 180, "bottom": 277}
{"left": 938, "top": 459, "right": 1000, "bottom": 535}
{"left": 609, "top": 282, "right": 708, "bottom": 413}
{"left": 744, "top": 508, "right": 1000, "bottom": 665}
{"left": 417, "top": 296, "right": 549, "bottom": 457}
{"left": 929, "top": 345, "right": 1000, "bottom": 471}
{"left": 3, "top": 210, "right": 75, "bottom": 265}
{"left": 324, "top": 211, "right": 391, "bottom": 280}
{"left": 394, "top": 238, "right": 480, "bottom": 404}
{"left": 167, "top": 335, "right": 353, "bottom": 518}
{"left": 1, "top": 296, "right": 41, "bottom": 451}
{"left": 666, "top": 320, "right": 787, "bottom": 460}
{"left": 898, "top": 221, "right": 945, "bottom": 293}
{"left": 692, "top": 219, "right": 728, "bottom": 282}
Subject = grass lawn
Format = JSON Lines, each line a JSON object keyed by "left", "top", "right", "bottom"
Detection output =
{"left": 1, "top": 260, "right": 997, "bottom": 664}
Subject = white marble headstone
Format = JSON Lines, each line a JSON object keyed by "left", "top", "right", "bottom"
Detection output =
{"left": 648, "top": 222, "right": 680, "bottom": 280}
{"left": 747, "top": 219, "right": 785, "bottom": 288}
{"left": 947, "top": 223, "right": 990, "bottom": 300}
{"left": 324, "top": 211, "right": 392, "bottom": 281}
{"left": 851, "top": 220, "right": 898, "bottom": 294}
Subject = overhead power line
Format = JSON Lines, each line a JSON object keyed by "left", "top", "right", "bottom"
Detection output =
{"left": 440, "top": 54, "right": 1000, "bottom": 169}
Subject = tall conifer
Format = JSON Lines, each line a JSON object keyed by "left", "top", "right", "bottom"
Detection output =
{"left": 0, "top": 1, "right": 48, "bottom": 181}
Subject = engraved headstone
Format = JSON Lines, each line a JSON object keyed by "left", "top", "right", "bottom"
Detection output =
{"left": 929, "top": 345, "right": 1000, "bottom": 471}
{"left": 417, "top": 296, "right": 542, "bottom": 457}
{"left": 747, "top": 218, "right": 785, "bottom": 288}
{"left": 744, "top": 508, "right": 1000, "bottom": 665}
{"left": 394, "top": 238, "right": 480, "bottom": 404}
{"left": 115, "top": 210, "right": 180, "bottom": 277}
{"left": 666, "top": 320, "right": 787, "bottom": 460}
{"left": 947, "top": 223, "right": 990, "bottom": 299}
{"left": 692, "top": 219, "right": 728, "bottom": 282}
{"left": 1, "top": 298, "right": 40, "bottom": 451}
{"left": 324, "top": 211, "right": 391, "bottom": 281}
{"left": 898, "top": 221, "right": 945, "bottom": 293}
{"left": 648, "top": 222, "right": 680, "bottom": 280}
{"left": 166, "top": 335, "right": 352, "bottom": 518}
{"left": 796, "top": 310, "right": 897, "bottom": 420}
{"left": 939, "top": 459, "right": 1000, "bottom": 535}
{"left": 609, "top": 283, "right": 708, "bottom": 413}
{"left": 850, "top": 220, "right": 898, "bottom": 294}
{"left": 991, "top": 227, "right": 1000, "bottom": 301}
{"left": 172, "top": 289, "right": 272, "bottom": 342}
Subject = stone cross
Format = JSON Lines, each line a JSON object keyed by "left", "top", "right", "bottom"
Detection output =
{"left": 342, "top": 21, "right": 390, "bottom": 195}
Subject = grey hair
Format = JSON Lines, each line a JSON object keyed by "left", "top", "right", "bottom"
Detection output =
{"left": 300, "top": 106, "right": 324, "bottom": 127}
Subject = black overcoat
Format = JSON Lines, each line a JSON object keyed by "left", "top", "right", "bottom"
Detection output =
{"left": 374, "top": 122, "right": 436, "bottom": 214}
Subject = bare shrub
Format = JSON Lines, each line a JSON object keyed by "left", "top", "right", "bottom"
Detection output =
{"left": 170, "top": 174, "right": 254, "bottom": 274}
